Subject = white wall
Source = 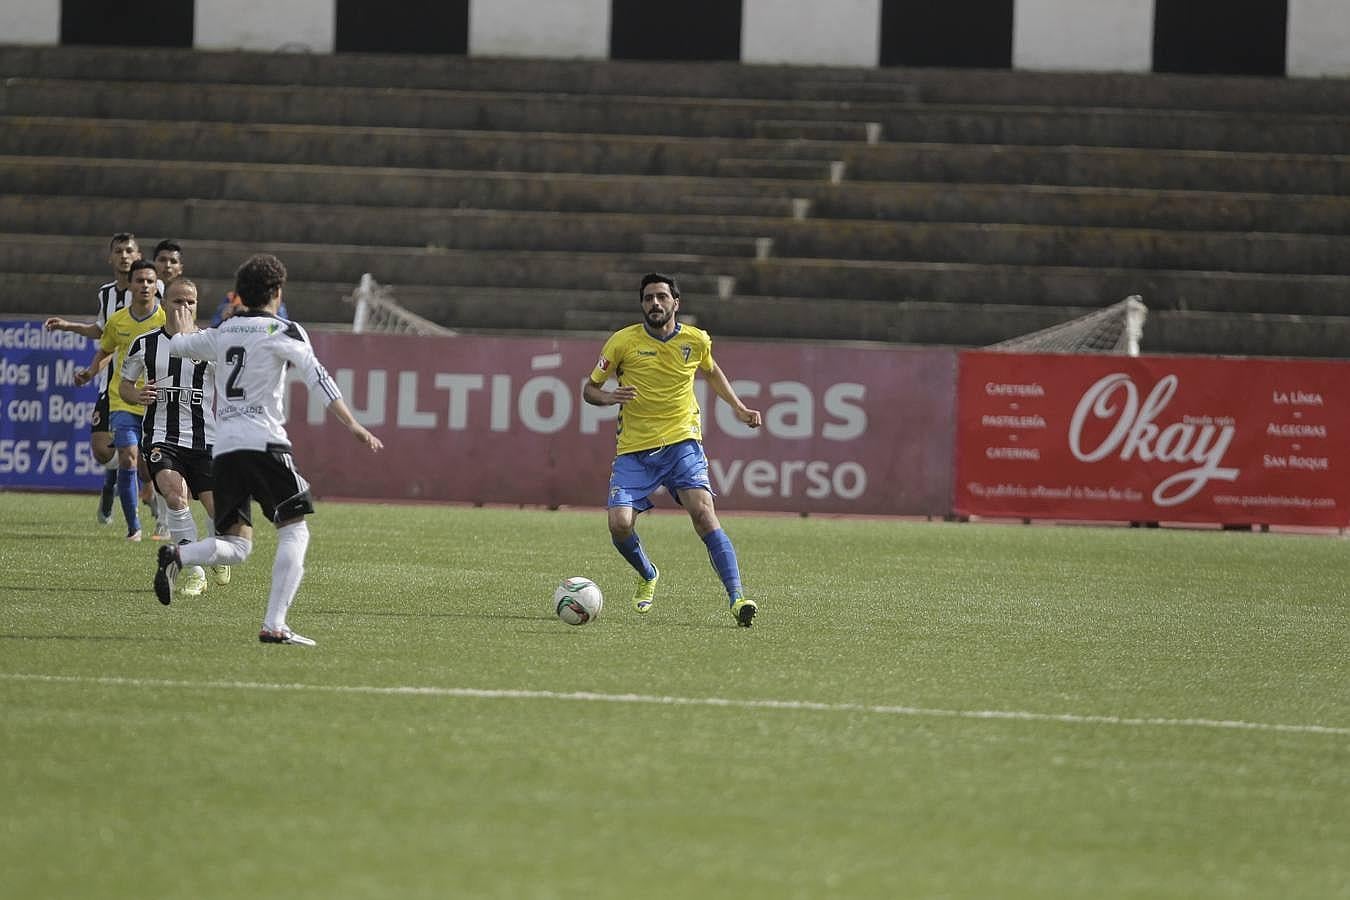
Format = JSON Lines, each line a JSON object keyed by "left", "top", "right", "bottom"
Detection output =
{"left": 1013, "top": 0, "right": 1154, "bottom": 72}
{"left": 1287, "top": 0, "right": 1350, "bottom": 77}
{"left": 741, "top": 0, "right": 880, "bottom": 67}
{"left": 194, "top": 0, "right": 335, "bottom": 53}
{"left": 0, "top": 0, "right": 60, "bottom": 44}
{"left": 8, "top": 0, "right": 1347, "bottom": 79}
{"left": 469, "top": 0, "right": 610, "bottom": 58}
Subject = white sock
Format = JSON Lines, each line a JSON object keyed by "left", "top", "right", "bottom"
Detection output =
{"left": 153, "top": 492, "right": 169, "bottom": 523}
{"left": 168, "top": 505, "right": 197, "bottom": 546}
{"left": 264, "top": 521, "right": 310, "bottom": 631}
{"left": 178, "top": 534, "right": 251, "bottom": 567}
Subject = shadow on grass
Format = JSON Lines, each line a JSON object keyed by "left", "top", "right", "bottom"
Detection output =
{"left": 0, "top": 528, "right": 133, "bottom": 540}
{"left": 0, "top": 633, "right": 138, "bottom": 641}
{"left": 0, "top": 583, "right": 137, "bottom": 595}
{"left": 304, "top": 607, "right": 734, "bottom": 631}
{"left": 305, "top": 608, "right": 556, "bottom": 622}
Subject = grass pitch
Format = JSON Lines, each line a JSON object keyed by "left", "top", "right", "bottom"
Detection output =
{"left": 1, "top": 493, "right": 1347, "bottom": 899}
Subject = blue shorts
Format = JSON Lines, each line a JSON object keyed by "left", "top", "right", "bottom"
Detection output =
{"left": 608, "top": 439, "right": 713, "bottom": 513}
{"left": 109, "top": 410, "right": 143, "bottom": 450}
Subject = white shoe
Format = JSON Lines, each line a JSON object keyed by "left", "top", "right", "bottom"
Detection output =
{"left": 259, "top": 627, "right": 316, "bottom": 647}
{"left": 209, "top": 564, "right": 232, "bottom": 586}
{"left": 177, "top": 566, "right": 208, "bottom": 598}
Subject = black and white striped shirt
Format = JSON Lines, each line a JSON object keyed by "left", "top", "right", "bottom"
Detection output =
{"left": 94, "top": 281, "right": 131, "bottom": 394}
{"left": 95, "top": 281, "right": 131, "bottom": 330}
{"left": 122, "top": 328, "right": 215, "bottom": 451}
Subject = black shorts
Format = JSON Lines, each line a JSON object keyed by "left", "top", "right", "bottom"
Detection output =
{"left": 90, "top": 390, "right": 110, "bottom": 434}
{"left": 212, "top": 446, "right": 315, "bottom": 533}
{"left": 146, "top": 443, "right": 214, "bottom": 499}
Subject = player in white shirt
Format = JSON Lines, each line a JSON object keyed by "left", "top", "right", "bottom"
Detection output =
{"left": 153, "top": 254, "right": 383, "bottom": 646}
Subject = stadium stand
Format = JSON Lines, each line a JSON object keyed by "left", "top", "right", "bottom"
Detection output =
{"left": 2, "top": 44, "right": 1348, "bottom": 356}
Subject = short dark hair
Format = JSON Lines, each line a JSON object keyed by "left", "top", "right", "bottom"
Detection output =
{"left": 129, "top": 259, "right": 157, "bottom": 277}
{"left": 234, "top": 253, "right": 287, "bottom": 308}
{"left": 639, "top": 272, "right": 679, "bottom": 300}
{"left": 153, "top": 239, "right": 182, "bottom": 258}
{"left": 109, "top": 232, "right": 136, "bottom": 250}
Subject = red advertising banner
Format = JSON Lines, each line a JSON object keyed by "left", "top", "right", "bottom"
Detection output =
{"left": 284, "top": 332, "right": 957, "bottom": 516}
{"left": 956, "top": 351, "right": 1350, "bottom": 527}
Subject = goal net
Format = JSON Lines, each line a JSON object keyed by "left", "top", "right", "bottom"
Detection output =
{"left": 348, "top": 273, "right": 457, "bottom": 337}
{"left": 985, "top": 295, "right": 1147, "bottom": 356}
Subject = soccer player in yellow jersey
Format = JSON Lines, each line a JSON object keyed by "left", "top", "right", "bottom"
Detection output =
{"left": 75, "top": 259, "right": 165, "bottom": 540}
{"left": 583, "top": 273, "right": 763, "bottom": 627}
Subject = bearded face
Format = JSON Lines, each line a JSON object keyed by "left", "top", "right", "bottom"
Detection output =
{"left": 641, "top": 283, "right": 678, "bottom": 330}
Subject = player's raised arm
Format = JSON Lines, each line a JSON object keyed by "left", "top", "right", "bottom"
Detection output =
{"left": 45, "top": 317, "right": 103, "bottom": 340}
{"left": 167, "top": 328, "right": 218, "bottom": 361}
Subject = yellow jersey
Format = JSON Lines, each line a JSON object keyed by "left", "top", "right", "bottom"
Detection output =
{"left": 589, "top": 322, "right": 715, "bottom": 455}
{"left": 100, "top": 302, "right": 165, "bottom": 416}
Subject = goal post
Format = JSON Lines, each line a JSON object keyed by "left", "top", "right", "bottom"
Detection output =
{"left": 348, "top": 273, "right": 457, "bottom": 337}
{"left": 984, "top": 295, "right": 1147, "bottom": 356}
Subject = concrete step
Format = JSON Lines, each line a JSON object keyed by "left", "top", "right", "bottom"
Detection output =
{"left": 705, "top": 294, "right": 1350, "bottom": 358}
{"left": 2, "top": 272, "right": 645, "bottom": 331}
{"left": 6, "top": 195, "right": 1347, "bottom": 276}
{"left": 0, "top": 77, "right": 889, "bottom": 142}
{"left": 562, "top": 309, "right": 650, "bottom": 333}
{"left": 679, "top": 194, "right": 812, "bottom": 219}
{"left": 0, "top": 46, "right": 924, "bottom": 104}
{"left": 752, "top": 120, "right": 883, "bottom": 143}
{"left": 902, "top": 68, "right": 1350, "bottom": 115}
{"left": 3, "top": 76, "right": 1345, "bottom": 154}
{"left": 5, "top": 156, "right": 1344, "bottom": 234}
{"left": 14, "top": 272, "right": 1345, "bottom": 359}
{"left": 716, "top": 158, "right": 847, "bottom": 183}
{"left": 6, "top": 117, "right": 1345, "bottom": 194}
{"left": 11, "top": 233, "right": 1349, "bottom": 318}
{"left": 600, "top": 271, "right": 737, "bottom": 299}
{"left": 3, "top": 234, "right": 743, "bottom": 300}
{"left": 3, "top": 45, "right": 1347, "bottom": 114}
{"left": 806, "top": 181, "right": 1350, "bottom": 235}
{"left": 641, "top": 234, "right": 773, "bottom": 259}
{"left": 729, "top": 255, "right": 1350, "bottom": 316}
{"left": 794, "top": 82, "right": 920, "bottom": 104}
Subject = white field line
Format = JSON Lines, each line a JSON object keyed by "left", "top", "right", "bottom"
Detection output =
{"left": 3, "top": 672, "right": 1347, "bottom": 737}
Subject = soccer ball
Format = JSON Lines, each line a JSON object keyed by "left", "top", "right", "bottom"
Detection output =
{"left": 554, "top": 577, "right": 603, "bottom": 626}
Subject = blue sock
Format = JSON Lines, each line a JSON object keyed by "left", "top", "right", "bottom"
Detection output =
{"left": 701, "top": 528, "right": 743, "bottom": 602}
{"left": 99, "top": 469, "right": 117, "bottom": 511}
{"left": 613, "top": 533, "right": 656, "bottom": 581}
{"left": 116, "top": 466, "right": 140, "bottom": 532}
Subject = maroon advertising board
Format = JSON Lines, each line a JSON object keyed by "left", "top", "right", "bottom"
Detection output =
{"left": 956, "top": 351, "right": 1350, "bottom": 527}
{"left": 284, "top": 332, "right": 957, "bottom": 516}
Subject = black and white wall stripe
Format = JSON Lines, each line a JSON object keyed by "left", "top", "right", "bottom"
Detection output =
{"left": 5, "top": 0, "right": 1347, "bottom": 77}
